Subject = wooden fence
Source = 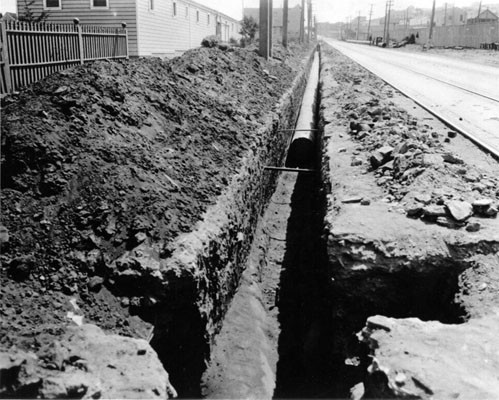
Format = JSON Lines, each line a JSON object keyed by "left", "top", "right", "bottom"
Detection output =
{"left": 0, "top": 21, "right": 128, "bottom": 94}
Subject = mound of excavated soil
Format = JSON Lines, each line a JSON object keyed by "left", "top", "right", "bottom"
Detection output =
{"left": 0, "top": 43, "right": 309, "bottom": 354}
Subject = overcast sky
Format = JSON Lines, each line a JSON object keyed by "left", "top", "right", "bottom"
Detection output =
{"left": 195, "top": 0, "right": 483, "bottom": 22}
{"left": 1, "top": 0, "right": 485, "bottom": 23}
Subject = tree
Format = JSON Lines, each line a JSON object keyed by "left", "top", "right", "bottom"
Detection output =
{"left": 18, "top": 0, "right": 50, "bottom": 23}
{"left": 239, "top": 16, "right": 258, "bottom": 46}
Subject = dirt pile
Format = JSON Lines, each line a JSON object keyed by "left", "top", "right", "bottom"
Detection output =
{"left": 0, "top": 42, "right": 312, "bottom": 394}
{"left": 358, "top": 312, "right": 499, "bottom": 399}
{"left": 325, "top": 56, "right": 499, "bottom": 230}
{"left": 0, "top": 324, "right": 175, "bottom": 398}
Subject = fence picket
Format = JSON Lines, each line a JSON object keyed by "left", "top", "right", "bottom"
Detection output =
{"left": 1, "top": 20, "right": 128, "bottom": 94}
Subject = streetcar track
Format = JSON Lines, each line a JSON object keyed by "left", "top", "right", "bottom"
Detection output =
{"left": 401, "top": 65, "right": 499, "bottom": 104}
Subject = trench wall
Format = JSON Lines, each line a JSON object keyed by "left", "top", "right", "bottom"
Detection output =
{"left": 145, "top": 47, "right": 317, "bottom": 395}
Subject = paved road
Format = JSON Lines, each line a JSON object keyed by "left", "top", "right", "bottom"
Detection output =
{"left": 324, "top": 39, "right": 499, "bottom": 156}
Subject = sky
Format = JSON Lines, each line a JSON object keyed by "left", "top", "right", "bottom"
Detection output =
{"left": 194, "top": 0, "right": 483, "bottom": 22}
{"left": 1, "top": 0, "right": 485, "bottom": 22}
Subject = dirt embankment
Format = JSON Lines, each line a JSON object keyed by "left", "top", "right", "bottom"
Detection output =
{"left": 318, "top": 42, "right": 499, "bottom": 398}
{"left": 0, "top": 43, "right": 313, "bottom": 397}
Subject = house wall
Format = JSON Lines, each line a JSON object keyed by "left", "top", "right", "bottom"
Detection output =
{"left": 20, "top": 0, "right": 139, "bottom": 56}
{"left": 136, "top": 0, "right": 241, "bottom": 58}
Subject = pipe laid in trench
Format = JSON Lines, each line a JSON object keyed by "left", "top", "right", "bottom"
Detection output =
{"left": 286, "top": 50, "right": 320, "bottom": 168}
{"left": 201, "top": 49, "right": 322, "bottom": 399}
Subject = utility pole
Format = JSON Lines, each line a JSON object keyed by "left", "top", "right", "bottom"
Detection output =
{"left": 386, "top": 0, "right": 393, "bottom": 45}
{"left": 356, "top": 10, "right": 361, "bottom": 40}
{"left": 367, "top": 4, "right": 373, "bottom": 41}
{"left": 428, "top": 0, "right": 436, "bottom": 46}
{"left": 477, "top": 0, "right": 482, "bottom": 18}
{"left": 383, "top": 1, "right": 388, "bottom": 41}
{"left": 444, "top": 2, "right": 447, "bottom": 26}
{"left": 282, "top": 0, "right": 288, "bottom": 48}
{"left": 300, "top": 0, "right": 305, "bottom": 43}
{"left": 259, "top": 0, "right": 270, "bottom": 59}
{"left": 307, "top": 0, "right": 312, "bottom": 43}
{"left": 269, "top": 0, "right": 273, "bottom": 56}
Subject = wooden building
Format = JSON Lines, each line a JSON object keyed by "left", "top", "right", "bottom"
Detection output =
{"left": 19, "top": 0, "right": 241, "bottom": 57}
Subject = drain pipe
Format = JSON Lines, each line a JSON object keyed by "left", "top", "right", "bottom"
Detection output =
{"left": 285, "top": 49, "right": 320, "bottom": 168}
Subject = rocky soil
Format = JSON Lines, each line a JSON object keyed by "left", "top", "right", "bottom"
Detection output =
{"left": 319, "top": 42, "right": 499, "bottom": 398}
{"left": 0, "top": 42, "right": 311, "bottom": 397}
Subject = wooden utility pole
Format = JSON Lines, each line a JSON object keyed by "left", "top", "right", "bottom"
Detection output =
{"left": 300, "top": 0, "right": 305, "bottom": 43}
{"left": 259, "top": 0, "right": 270, "bottom": 59}
{"left": 477, "top": 0, "right": 482, "bottom": 17}
{"left": 383, "top": 1, "right": 388, "bottom": 41}
{"left": 386, "top": 0, "right": 393, "bottom": 45}
{"left": 269, "top": 0, "right": 273, "bottom": 56}
{"left": 307, "top": 0, "right": 312, "bottom": 43}
{"left": 283, "top": 0, "right": 288, "bottom": 48}
{"left": 428, "top": 0, "right": 436, "bottom": 45}
{"left": 444, "top": 2, "right": 447, "bottom": 26}
{"left": 367, "top": 4, "right": 373, "bottom": 41}
{"left": 356, "top": 11, "right": 361, "bottom": 40}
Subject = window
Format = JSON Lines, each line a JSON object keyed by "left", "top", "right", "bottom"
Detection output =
{"left": 196, "top": 10, "right": 199, "bottom": 23}
{"left": 44, "top": 0, "right": 61, "bottom": 9}
{"left": 173, "top": 1, "right": 177, "bottom": 16}
{"left": 185, "top": 6, "right": 188, "bottom": 18}
{"left": 207, "top": 14, "right": 210, "bottom": 25}
{"left": 90, "top": 0, "right": 108, "bottom": 9}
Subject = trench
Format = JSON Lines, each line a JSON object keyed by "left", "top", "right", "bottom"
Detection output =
{"left": 151, "top": 46, "right": 469, "bottom": 399}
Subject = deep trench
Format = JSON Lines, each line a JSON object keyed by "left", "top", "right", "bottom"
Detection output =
{"left": 146, "top": 48, "right": 468, "bottom": 399}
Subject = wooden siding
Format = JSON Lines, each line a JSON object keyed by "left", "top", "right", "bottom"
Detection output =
{"left": 19, "top": 0, "right": 138, "bottom": 56}
{"left": 136, "top": 0, "right": 241, "bottom": 57}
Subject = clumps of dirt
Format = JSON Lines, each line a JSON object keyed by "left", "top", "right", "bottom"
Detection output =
{"left": 321, "top": 46, "right": 499, "bottom": 230}
{"left": 0, "top": 43, "right": 310, "bottom": 351}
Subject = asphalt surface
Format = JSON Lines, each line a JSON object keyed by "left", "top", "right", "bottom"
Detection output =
{"left": 324, "top": 39, "right": 499, "bottom": 156}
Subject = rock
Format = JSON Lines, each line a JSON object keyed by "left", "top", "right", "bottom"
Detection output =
{"left": 445, "top": 200, "right": 473, "bottom": 222}
{"left": 448, "top": 130, "right": 457, "bottom": 138}
{"left": 405, "top": 204, "right": 423, "bottom": 218}
{"left": 485, "top": 205, "right": 498, "bottom": 218}
{"left": 421, "top": 153, "right": 443, "bottom": 168}
{"left": 360, "top": 198, "right": 371, "bottom": 206}
{"left": 436, "top": 216, "right": 456, "bottom": 228}
{"left": 370, "top": 146, "right": 394, "bottom": 170}
{"left": 442, "top": 153, "right": 464, "bottom": 164}
{"left": 0, "top": 225, "right": 9, "bottom": 248}
{"left": 463, "top": 171, "right": 480, "bottom": 182}
{"left": 358, "top": 123, "right": 371, "bottom": 132}
{"left": 422, "top": 205, "right": 447, "bottom": 219}
{"left": 338, "top": 147, "right": 347, "bottom": 153}
{"left": 342, "top": 196, "right": 363, "bottom": 204}
{"left": 351, "top": 157, "right": 363, "bottom": 166}
{"left": 472, "top": 198, "right": 493, "bottom": 215}
{"left": 87, "top": 276, "right": 104, "bottom": 292}
{"left": 466, "top": 222, "right": 481, "bottom": 232}
{"left": 358, "top": 314, "right": 499, "bottom": 400}
{"left": 0, "top": 349, "right": 39, "bottom": 395}
{"left": 9, "top": 256, "right": 35, "bottom": 282}
{"left": 0, "top": 325, "right": 174, "bottom": 399}
{"left": 414, "top": 193, "right": 432, "bottom": 204}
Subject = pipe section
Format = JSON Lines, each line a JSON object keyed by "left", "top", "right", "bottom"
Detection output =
{"left": 286, "top": 50, "right": 320, "bottom": 168}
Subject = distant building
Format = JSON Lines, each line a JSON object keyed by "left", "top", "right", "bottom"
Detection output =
{"left": 467, "top": 9, "right": 498, "bottom": 23}
{"left": 0, "top": 11, "right": 17, "bottom": 21}
{"left": 244, "top": 5, "right": 302, "bottom": 40}
{"left": 18, "top": 0, "right": 241, "bottom": 57}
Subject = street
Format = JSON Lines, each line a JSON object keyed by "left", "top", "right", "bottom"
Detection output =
{"left": 325, "top": 39, "right": 499, "bottom": 155}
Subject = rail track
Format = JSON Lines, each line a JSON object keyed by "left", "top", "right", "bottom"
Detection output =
{"left": 325, "top": 39, "right": 499, "bottom": 160}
